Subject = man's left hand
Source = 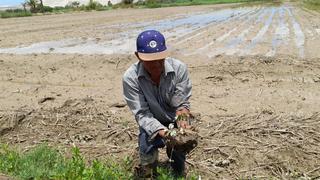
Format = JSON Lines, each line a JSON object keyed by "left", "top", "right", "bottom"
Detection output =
{"left": 176, "top": 108, "right": 191, "bottom": 129}
{"left": 176, "top": 108, "right": 189, "bottom": 116}
{"left": 177, "top": 120, "right": 191, "bottom": 129}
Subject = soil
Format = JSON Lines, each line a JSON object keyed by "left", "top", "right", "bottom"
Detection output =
{"left": 0, "top": 2, "right": 319, "bottom": 179}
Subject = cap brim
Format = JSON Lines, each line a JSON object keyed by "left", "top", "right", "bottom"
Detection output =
{"left": 138, "top": 50, "right": 169, "bottom": 61}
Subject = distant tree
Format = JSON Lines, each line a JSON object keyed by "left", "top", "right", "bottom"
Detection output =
{"left": 39, "top": 0, "right": 44, "bottom": 12}
{"left": 70, "top": 1, "right": 80, "bottom": 8}
{"left": 108, "top": 0, "right": 113, "bottom": 7}
{"left": 65, "top": 1, "right": 80, "bottom": 9}
{"left": 21, "top": 2, "right": 27, "bottom": 13}
{"left": 71, "top": 1, "right": 80, "bottom": 7}
{"left": 25, "top": 0, "right": 38, "bottom": 13}
{"left": 87, "top": 0, "right": 103, "bottom": 10}
{"left": 122, "top": 0, "right": 134, "bottom": 4}
{"left": 25, "top": 0, "right": 48, "bottom": 13}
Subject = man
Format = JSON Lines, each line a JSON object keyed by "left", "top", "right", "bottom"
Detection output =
{"left": 122, "top": 30, "right": 192, "bottom": 178}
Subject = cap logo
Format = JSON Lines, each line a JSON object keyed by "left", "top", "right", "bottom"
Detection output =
{"left": 149, "top": 40, "right": 157, "bottom": 48}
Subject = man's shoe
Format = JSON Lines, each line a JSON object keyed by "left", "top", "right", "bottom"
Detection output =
{"left": 134, "top": 161, "right": 158, "bottom": 179}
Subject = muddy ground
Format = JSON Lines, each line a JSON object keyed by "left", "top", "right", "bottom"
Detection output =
{"left": 0, "top": 2, "right": 320, "bottom": 179}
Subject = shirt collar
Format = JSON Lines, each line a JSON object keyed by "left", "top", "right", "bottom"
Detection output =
{"left": 137, "top": 58, "right": 175, "bottom": 78}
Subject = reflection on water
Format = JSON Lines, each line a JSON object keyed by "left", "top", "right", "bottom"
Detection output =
{"left": 0, "top": 5, "right": 306, "bottom": 58}
{"left": 286, "top": 7, "right": 305, "bottom": 58}
{"left": 0, "top": 7, "right": 252, "bottom": 55}
{"left": 240, "top": 7, "right": 276, "bottom": 56}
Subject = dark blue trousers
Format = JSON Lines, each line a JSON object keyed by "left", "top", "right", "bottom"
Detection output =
{"left": 139, "top": 127, "right": 186, "bottom": 175}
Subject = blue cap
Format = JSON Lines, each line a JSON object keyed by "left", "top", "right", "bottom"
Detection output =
{"left": 136, "top": 30, "right": 169, "bottom": 61}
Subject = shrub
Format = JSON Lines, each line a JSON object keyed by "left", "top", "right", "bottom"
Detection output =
{"left": 122, "top": 0, "right": 134, "bottom": 4}
{"left": 53, "top": 6, "right": 65, "bottom": 11}
{"left": 304, "top": 0, "right": 320, "bottom": 11}
{"left": 145, "top": 0, "right": 162, "bottom": 8}
{"left": 42, "top": 6, "right": 54, "bottom": 12}
{"left": 87, "top": 0, "right": 104, "bottom": 10}
{"left": 5, "top": 9, "right": 24, "bottom": 13}
{"left": 0, "top": 11, "right": 32, "bottom": 18}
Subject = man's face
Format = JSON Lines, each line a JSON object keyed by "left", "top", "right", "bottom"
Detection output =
{"left": 135, "top": 52, "right": 165, "bottom": 76}
{"left": 142, "top": 59, "right": 165, "bottom": 77}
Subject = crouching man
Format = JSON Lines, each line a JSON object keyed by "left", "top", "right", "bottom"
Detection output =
{"left": 123, "top": 30, "right": 192, "bottom": 178}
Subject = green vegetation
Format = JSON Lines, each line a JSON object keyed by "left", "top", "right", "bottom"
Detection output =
{"left": 303, "top": 0, "right": 320, "bottom": 11}
{"left": 0, "top": 0, "right": 111, "bottom": 18}
{"left": 1, "top": 0, "right": 280, "bottom": 18}
{"left": 0, "top": 144, "right": 132, "bottom": 179}
{"left": 0, "top": 144, "right": 197, "bottom": 179}
{"left": 0, "top": 9, "right": 32, "bottom": 18}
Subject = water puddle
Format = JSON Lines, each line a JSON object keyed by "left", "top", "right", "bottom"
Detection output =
{"left": 240, "top": 7, "right": 276, "bottom": 56}
{"left": 286, "top": 7, "right": 305, "bottom": 58}
{"left": 0, "top": 7, "right": 252, "bottom": 55}
{"left": 188, "top": 8, "right": 261, "bottom": 56}
{"left": 0, "top": 5, "right": 307, "bottom": 58}
{"left": 266, "top": 6, "right": 289, "bottom": 57}
{"left": 225, "top": 8, "right": 267, "bottom": 55}
{"left": 175, "top": 8, "right": 258, "bottom": 46}
{"left": 256, "top": 8, "right": 268, "bottom": 23}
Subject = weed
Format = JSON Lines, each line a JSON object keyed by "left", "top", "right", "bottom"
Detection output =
{"left": 0, "top": 144, "right": 197, "bottom": 179}
{"left": 303, "top": 0, "right": 320, "bottom": 11}
{"left": 0, "top": 10, "right": 32, "bottom": 18}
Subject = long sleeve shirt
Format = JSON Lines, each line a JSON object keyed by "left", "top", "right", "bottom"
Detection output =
{"left": 122, "top": 57, "right": 192, "bottom": 136}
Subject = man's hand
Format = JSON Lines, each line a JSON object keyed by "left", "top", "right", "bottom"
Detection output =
{"left": 177, "top": 120, "right": 191, "bottom": 129}
{"left": 176, "top": 108, "right": 192, "bottom": 129}
{"left": 164, "top": 127, "right": 198, "bottom": 154}
{"left": 176, "top": 107, "right": 190, "bottom": 116}
{"left": 158, "top": 129, "right": 167, "bottom": 138}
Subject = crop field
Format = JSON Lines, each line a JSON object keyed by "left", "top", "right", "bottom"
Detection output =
{"left": 0, "top": 2, "right": 319, "bottom": 179}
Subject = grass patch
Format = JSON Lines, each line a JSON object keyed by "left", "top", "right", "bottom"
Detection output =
{"left": 0, "top": 144, "right": 197, "bottom": 179}
{"left": 303, "top": 0, "right": 320, "bottom": 11}
{"left": 0, "top": 10, "right": 32, "bottom": 18}
{"left": 0, "top": 144, "right": 133, "bottom": 179}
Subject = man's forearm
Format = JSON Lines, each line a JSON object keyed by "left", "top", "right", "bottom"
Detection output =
{"left": 136, "top": 112, "right": 166, "bottom": 136}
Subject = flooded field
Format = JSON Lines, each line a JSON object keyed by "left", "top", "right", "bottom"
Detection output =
{"left": 0, "top": 3, "right": 320, "bottom": 179}
{"left": 0, "top": 4, "right": 319, "bottom": 58}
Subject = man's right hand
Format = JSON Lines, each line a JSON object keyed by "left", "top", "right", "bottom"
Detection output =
{"left": 158, "top": 129, "right": 167, "bottom": 138}
{"left": 177, "top": 120, "right": 191, "bottom": 129}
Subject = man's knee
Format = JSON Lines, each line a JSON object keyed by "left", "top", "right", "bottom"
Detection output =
{"left": 140, "top": 149, "right": 159, "bottom": 165}
{"left": 138, "top": 128, "right": 159, "bottom": 165}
